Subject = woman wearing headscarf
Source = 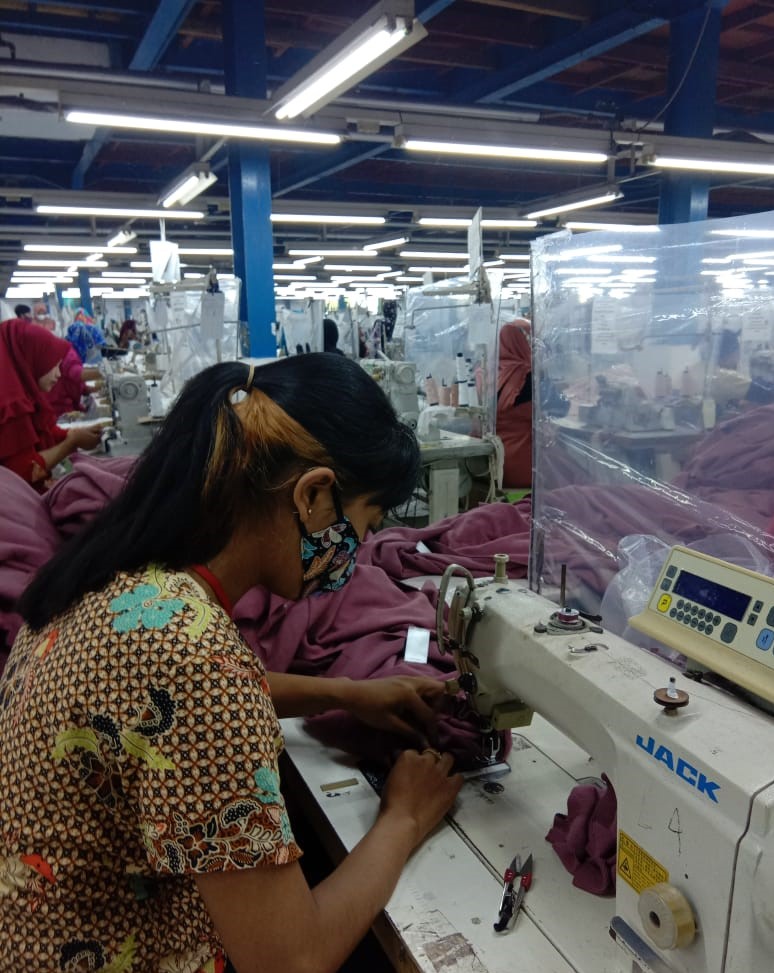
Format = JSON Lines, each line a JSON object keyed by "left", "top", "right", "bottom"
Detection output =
{"left": 0, "top": 318, "right": 104, "bottom": 491}
{"left": 66, "top": 312, "right": 106, "bottom": 364}
{"left": 496, "top": 318, "right": 534, "bottom": 489}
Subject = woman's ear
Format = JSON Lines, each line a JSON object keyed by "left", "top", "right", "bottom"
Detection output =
{"left": 292, "top": 467, "right": 337, "bottom": 526}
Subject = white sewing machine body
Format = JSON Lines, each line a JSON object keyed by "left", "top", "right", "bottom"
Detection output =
{"left": 448, "top": 558, "right": 774, "bottom": 973}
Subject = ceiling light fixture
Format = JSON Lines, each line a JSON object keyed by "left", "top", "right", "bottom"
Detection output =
{"left": 324, "top": 263, "right": 392, "bottom": 272}
{"left": 288, "top": 248, "right": 376, "bottom": 258}
{"left": 498, "top": 253, "right": 531, "bottom": 261}
{"left": 270, "top": 213, "right": 385, "bottom": 225}
{"left": 645, "top": 154, "right": 774, "bottom": 177}
{"left": 106, "top": 228, "right": 137, "bottom": 248}
{"left": 363, "top": 235, "right": 409, "bottom": 251}
{"left": 403, "top": 139, "right": 608, "bottom": 165}
{"left": 18, "top": 258, "right": 108, "bottom": 268}
{"left": 272, "top": 0, "right": 427, "bottom": 120}
{"left": 23, "top": 243, "right": 136, "bottom": 255}
{"left": 36, "top": 204, "right": 204, "bottom": 220}
{"left": 417, "top": 217, "right": 538, "bottom": 229}
{"left": 526, "top": 185, "right": 622, "bottom": 220}
{"left": 176, "top": 247, "right": 234, "bottom": 256}
{"left": 400, "top": 250, "right": 469, "bottom": 259}
{"left": 65, "top": 110, "right": 340, "bottom": 146}
{"left": 565, "top": 221, "right": 660, "bottom": 233}
{"left": 160, "top": 164, "right": 218, "bottom": 209}
{"left": 407, "top": 265, "right": 469, "bottom": 274}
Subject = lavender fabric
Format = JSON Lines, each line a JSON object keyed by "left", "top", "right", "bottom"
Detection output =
{"left": 43, "top": 453, "right": 136, "bottom": 537}
{"left": 0, "top": 467, "right": 61, "bottom": 658}
{"left": 233, "top": 563, "right": 506, "bottom": 768}
{"left": 545, "top": 773, "right": 617, "bottom": 896}
{"left": 360, "top": 500, "right": 532, "bottom": 580}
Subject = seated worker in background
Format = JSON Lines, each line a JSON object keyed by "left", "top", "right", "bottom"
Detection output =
{"left": 497, "top": 319, "right": 570, "bottom": 489}
{"left": 118, "top": 317, "right": 139, "bottom": 349}
{"left": 1, "top": 354, "right": 461, "bottom": 973}
{"left": 497, "top": 319, "right": 533, "bottom": 489}
{"left": 0, "top": 318, "right": 103, "bottom": 491}
{"left": 32, "top": 303, "right": 56, "bottom": 332}
{"left": 13, "top": 303, "right": 32, "bottom": 320}
{"left": 29, "top": 310, "right": 103, "bottom": 417}
{"left": 323, "top": 316, "right": 344, "bottom": 354}
{"left": 67, "top": 315, "right": 106, "bottom": 364}
{"left": 691, "top": 329, "right": 774, "bottom": 420}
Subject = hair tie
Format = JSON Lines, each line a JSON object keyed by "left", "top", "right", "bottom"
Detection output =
{"left": 244, "top": 364, "right": 255, "bottom": 392}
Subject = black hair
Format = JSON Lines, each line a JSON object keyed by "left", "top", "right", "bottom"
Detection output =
{"left": 323, "top": 317, "right": 341, "bottom": 353}
{"left": 14, "top": 304, "right": 31, "bottom": 317}
{"left": 19, "top": 354, "right": 419, "bottom": 629}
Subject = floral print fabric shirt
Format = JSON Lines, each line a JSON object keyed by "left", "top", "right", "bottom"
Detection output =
{"left": 0, "top": 566, "right": 301, "bottom": 972}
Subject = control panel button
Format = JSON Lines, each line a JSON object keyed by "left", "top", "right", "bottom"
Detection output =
{"left": 756, "top": 629, "right": 774, "bottom": 651}
{"left": 748, "top": 614, "right": 759, "bottom": 626}
{"left": 690, "top": 605, "right": 698, "bottom": 615}
{"left": 676, "top": 611, "right": 684, "bottom": 621}
{"left": 713, "top": 614, "right": 721, "bottom": 626}
{"left": 690, "top": 618, "right": 698, "bottom": 628}
{"left": 657, "top": 594, "right": 671, "bottom": 612}
{"left": 767, "top": 607, "right": 774, "bottom": 627}
{"left": 721, "top": 622, "right": 738, "bottom": 644}
{"left": 698, "top": 608, "right": 706, "bottom": 619}
{"left": 705, "top": 624, "right": 714, "bottom": 635}
{"left": 666, "top": 566, "right": 677, "bottom": 579}
{"left": 754, "top": 600, "right": 764, "bottom": 613}
{"left": 698, "top": 621, "right": 706, "bottom": 632}
{"left": 669, "top": 608, "right": 677, "bottom": 618}
{"left": 660, "top": 579, "right": 672, "bottom": 592}
{"left": 677, "top": 599, "right": 685, "bottom": 610}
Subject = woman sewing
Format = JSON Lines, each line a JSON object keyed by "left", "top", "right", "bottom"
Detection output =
{"left": 0, "top": 354, "right": 461, "bottom": 973}
{"left": 0, "top": 317, "right": 104, "bottom": 491}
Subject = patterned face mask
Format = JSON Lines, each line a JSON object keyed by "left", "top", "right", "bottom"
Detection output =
{"left": 300, "top": 492, "right": 360, "bottom": 597}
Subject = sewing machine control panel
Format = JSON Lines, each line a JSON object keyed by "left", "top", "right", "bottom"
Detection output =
{"left": 630, "top": 545, "right": 774, "bottom": 703}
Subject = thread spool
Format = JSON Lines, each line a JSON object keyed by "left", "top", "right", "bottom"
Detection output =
{"left": 450, "top": 382, "right": 459, "bottom": 407}
{"left": 467, "top": 379, "right": 479, "bottom": 408}
{"left": 457, "top": 380, "right": 469, "bottom": 407}
{"left": 439, "top": 381, "right": 451, "bottom": 406}
{"left": 493, "top": 553, "right": 509, "bottom": 581}
{"left": 638, "top": 883, "right": 696, "bottom": 950}
{"left": 455, "top": 352, "right": 466, "bottom": 382}
{"left": 425, "top": 374, "right": 439, "bottom": 406}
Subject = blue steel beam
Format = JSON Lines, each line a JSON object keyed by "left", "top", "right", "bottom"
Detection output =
{"left": 453, "top": 0, "right": 710, "bottom": 105}
{"left": 223, "top": 0, "right": 275, "bottom": 358}
{"left": 72, "top": 0, "right": 198, "bottom": 188}
{"left": 274, "top": 144, "right": 393, "bottom": 198}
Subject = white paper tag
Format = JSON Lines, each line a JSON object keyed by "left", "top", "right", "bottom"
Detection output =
{"left": 404, "top": 626, "right": 431, "bottom": 664}
{"left": 415, "top": 540, "right": 432, "bottom": 554}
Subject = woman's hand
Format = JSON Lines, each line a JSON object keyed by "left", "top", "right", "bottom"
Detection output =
{"left": 380, "top": 748, "right": 462, "bottom": 848}
{"left": 341, "top": 676, "right": 447, "bottom": 747}
{"left": 66, "top": 425, "right": 103, "bottom": 451}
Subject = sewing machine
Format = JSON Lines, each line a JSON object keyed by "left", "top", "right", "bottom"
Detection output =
{"left": 105, "top": 371, "right": 155, "bottom": 455}
{"left": 360, "top": 359, "right": 420, "bottom": 431}
{"left": 439, "top": 547, "right": 774, "bottom": 973}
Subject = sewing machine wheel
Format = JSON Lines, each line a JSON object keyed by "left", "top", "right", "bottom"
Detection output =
{"left": 637, "top": 882, "right": 696, "bottom": 950}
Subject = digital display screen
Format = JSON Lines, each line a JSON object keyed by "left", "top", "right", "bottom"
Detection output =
{"left": 672, "top": 570, "right": 751, "bottom": 621}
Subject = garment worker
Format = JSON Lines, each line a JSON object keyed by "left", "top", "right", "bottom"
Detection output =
{"left": 0, "top": 353, "right": 462, "bottom": 973}
{"left": 118, "top": 317, "right": 139, "bottom": 349}
{"left": 0, "top": 318, "right": 103, "bottom": 491}
{"left": 13, "top": 303, "right": 33, "bottom": 320}
{"left": 496, "top": 318, "right": 533, "bottom": 489}
{"left": 67, "top": 315, "right": 106, "bottom": 364}
{"left": 323, "top": 317, "right": 344, "bottom": 355}
{"left": 32, "top": 302, "right": 56, "bottom": 332}
{"left": 27, "top": 309, "right": 103, "bottom": 417}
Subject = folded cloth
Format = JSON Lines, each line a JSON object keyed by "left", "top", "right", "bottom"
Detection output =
{"left": 545, "top": 773, "right": 617, "bottom": 896}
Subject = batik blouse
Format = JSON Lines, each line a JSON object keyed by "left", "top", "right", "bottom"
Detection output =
{"left": 0, "top": 566, "right": 301, "bottom": 972}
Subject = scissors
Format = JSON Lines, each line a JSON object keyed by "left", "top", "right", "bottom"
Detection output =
{"left": 493, "top": 852, "right": 533, "bottom": 932}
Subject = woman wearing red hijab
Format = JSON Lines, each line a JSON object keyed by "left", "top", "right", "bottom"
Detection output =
{"left": 0, "top": 318, "right": 103, "bottom": 492}
{"left": 496, "top": 318, "right": 533, "bottom": 489}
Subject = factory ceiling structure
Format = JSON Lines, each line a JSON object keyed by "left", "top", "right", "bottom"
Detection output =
{"left": 1, "top": 0, "right": 774, "bottom": 297}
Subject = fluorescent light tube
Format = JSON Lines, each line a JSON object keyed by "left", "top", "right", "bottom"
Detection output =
{"left": 273, "top": 5, "right": 427, "bottom": 120}
{"left": 407, "top": 265, "right": 469, "bottom": 273}
{"left": 65, "top": 110, "right": 340, "bottom": 146}
{"left": 711, "top": 229, "right": 774, "bottom": 238}
{"left": 36, "top": 204, "right": 204, "bottom": 220}
{"left": 176, "top": 247, "right": 234, "bottom": 256}
{"left": 565, "top": 221, "right": 659, "bottom": 233}
{"left": 23, "top": 243, "right": 136, "bottom": 254}
{"left": 498, "top": 253, "right": 531, "bottom": 261}
{"left": 18, "top": 258, "right": 108, "bottom": 268}
{"left": 324, "top": 264, "right": 392, "bottom": 272}
{"left": 363, "top": 236, "right": 408, "bottom": 251}
{"left": 270, "top": 213, "right": 385, "bottom": 225}
{"left": 130, "top": 262, "right": 153, "bottom": 268}
{"left": 527, "top": 189, "right": 622, "bottom": 220}
{"left": 161, "top": 166, "right": 218, "bottom": 209}
{"left": 417, "top": 217, "right": 538, "bottom": 228}
{"left": 400, "top": 250, "right": 469, "bottom": 259}
{"left": 274, "top": 274, "right": 318, "bottom": 281}
{"left": 396, "top": 275, "right": 423, "bottom": 282}
{"left": 648, "top": 155, "right": 774, "bottom": 177}
{"left": 107, "top": 229, "right": 137, "bottom": 248}
{"left": 404, "top": 138, "right": 608, "bottom": 165}
{"left": 288, "top": 248, "right": 376, "bottom": 257}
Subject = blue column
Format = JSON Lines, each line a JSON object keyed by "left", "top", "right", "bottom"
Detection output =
{"left": 222, "top": 0, "right": 276, "bottom": 357}
{"left": 77, "top": 268, "right": 93, "bottom": 316}
{"left": 658, "top": 3, "right": 724, "bottom": 224}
